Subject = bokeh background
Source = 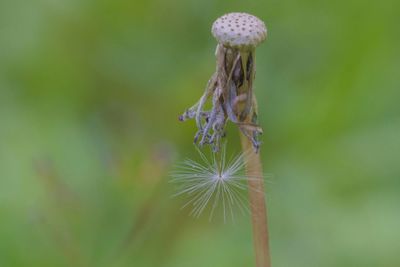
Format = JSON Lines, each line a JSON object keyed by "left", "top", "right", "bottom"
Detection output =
{"left": 1, "top": 0, "right": 399, "bottom": 266}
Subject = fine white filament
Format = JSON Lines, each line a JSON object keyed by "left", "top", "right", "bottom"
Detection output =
{"left": 170, "top": 145, "right": 263, "bottom": 222}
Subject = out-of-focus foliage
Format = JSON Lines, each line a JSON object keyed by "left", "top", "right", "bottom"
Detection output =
{"left": 0, "top": 0, "right": 399, "bottom": 266}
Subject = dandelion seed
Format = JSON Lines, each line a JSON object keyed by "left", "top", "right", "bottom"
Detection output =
{"left": 170, "top": 145, "right": 264, "bottom": 222}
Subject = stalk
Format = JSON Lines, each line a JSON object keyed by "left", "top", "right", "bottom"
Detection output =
{"left": 240, "top": 133, "right": 271, "bottom": 267}
{"left": 236, "top": 40, "right": 271, "bottom": 267}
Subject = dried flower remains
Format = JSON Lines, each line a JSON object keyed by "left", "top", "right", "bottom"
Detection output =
{"left": 179, "top": 13, "right": 267, "bottom": 152}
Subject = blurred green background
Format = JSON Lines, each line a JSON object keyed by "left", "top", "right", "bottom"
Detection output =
{"left": 1, "top": 0, "right": 399, "bottom": 266}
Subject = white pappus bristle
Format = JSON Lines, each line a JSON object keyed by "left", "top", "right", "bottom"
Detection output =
{"left": 170, "top": 145, "right": 264, "bottom": 222}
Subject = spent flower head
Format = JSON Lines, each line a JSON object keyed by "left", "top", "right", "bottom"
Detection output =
{"left": 179, "top": 12, "right": 267, "bottom": 152}
{"left": 212, "top": 12, "right": 267, "bottom": 49}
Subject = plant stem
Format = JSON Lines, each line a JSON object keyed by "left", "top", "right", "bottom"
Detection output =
{"left": 240, "top": 132, "right": 271, "bottom": 267}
